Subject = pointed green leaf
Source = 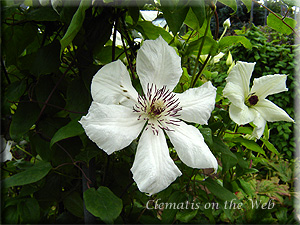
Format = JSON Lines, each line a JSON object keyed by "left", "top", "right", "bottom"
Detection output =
{"left": 63, "top": 191, "right": 84, "bottom": 218}
{"left": 219, "top": 36, "right": 252, "bottom": 50}
{"left": 50, "top": 119, "right": 84, "bottom": 147}
{"left": 60, "top": 0, "right": 92, "bottom": 53}
{"left": 9, "top": 101, "right": 40, "bottom": 140}
{"left": 218, "top": 0, "right": 237, "bottom": 12}
{"left": 2, "top": 161, "right": 52, "bottom": 188}
{"left": 83, "top": 187, "right": 122, "bottom": 223}
{"left": 267, "top": 13, "right": 297, "bottom": 35}
{"left": 18, "top": 198, "right": 40, "bottom": 223}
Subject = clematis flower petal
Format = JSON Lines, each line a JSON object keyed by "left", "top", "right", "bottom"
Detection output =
{"left": 136, "top": 36, "right": 182, "bottom": 92}
{"left": 229, "top": 104, "right": 256, "bottom": 125}
{"left": 253, "top": 99, "right": 294, "bottom": 122}
{"left": 79, "top": 102, "right": 145, "bottom": 155}
{"left": 252, "top": 112, "right": 267, "bottom": 139}
{"left": 225, "top": 61, "right": 255, "bottom": 100}
{"left": 250, "top": 74, "right": 288, "bottom": 99}
{"left": 177, "top": 81, "right": 216, "bottom": 124}
{"left": 131, "top": 128, "right": 182, "bottom": 195}
{"left": 91, "top": 60, "right": 138, "bottom": 107}
{"left": 166, "top": 121, "right": 218, "bottom": 172}
{"left": 223, "top": 82, "right": 247, "bottom": 108}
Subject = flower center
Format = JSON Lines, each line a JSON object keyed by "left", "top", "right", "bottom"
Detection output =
{"left": 133, "top": 84, "right": 182, "bottom": 135}
{"left": 245, "top": 93, "right": 259, "bottom": 107}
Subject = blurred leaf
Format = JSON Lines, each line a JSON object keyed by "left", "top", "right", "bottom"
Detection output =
{"left": 176, "top": 209, "right": 198, "bottom": 223}
{"left": 282, "top": 0, "right": 300, "bottom": 7}
{"left": 50, "top": 119, "right": 84, "bottom": 147}
{"left": 2, "top": 161, "right": 52, "bottom": 188}
{"left": 212, "top": 136, "right": 238, "bottom": 171}
{"left": 75, "top": 146, "right": 100, "bottom": 164}
{"left": 204, "top": 177, "right": 239, "bottom": 202}
{"left": 63, "top": 191, "right": 84, "bottom": 218}
{"left": 218, "top": 0, "right": 237, "bottom": 12}
{"left": 219, "top": 36, "right": 252, "bottom": 50}
{"left": 65, "top": 78, "right": 90, "bottom": 120}
{"left": 199, "top": 127, "right": 213, "bottom": 146}
{"left": 83, "top": 187, "right": 122, "bottom": 223}
{"left": 94, "top": 46, "right": 124, "bottom": 64}
{"left": 18, "top": 198, "right": 40, "bottom": 223}
{"left": 267, "top": 13, "right": 297, "bottom": 35}
{"left": 35, "top": 75, "right": 65, "bottom": 115}
{"left": 5, "top": 80, "right": 27, "bottom": 101}
{"left": 161, "top": 1, "right": 189, "bottom": 34}
{"left": 136, "top": 21, "right": 173, "bottom": 43}
{"left": 31, "top": 40, "right": 61, "bottom": 76}
{"left": 30, "top": 133, "right": 52, "bottom": 161}
{"left": 261, "top": 139, "right": 279, "bottom": 155}
{"left": 3, "top": 206, "right": 19, "bottom": 224}
{"left": 9, "top": 101, "right": 40, "bottom": 140}
{"left": 2, "top": 23, "right": 36, "bottom": 66}
{"left": 60, "top": 0, "right": 92, "bottom": 53}
{"left": 238, "top": 178, "right": 254, "bottom": 197}
{"left": 162, "top": 191, "right": 186, "bottom": 224}
{"left": 25, "top": 7, "right": 60, "bottom": 21}
{"left": 186, "top": 36, "right": 218, "bottom": 56}
{"left": 232, "top": 137, "right": 266, "bottom": 156}
{"left": 191, "top": 1, "right": 206, "bottom": 28}
{"left": 241, "top": 0, "right": 252, "bottom": 12}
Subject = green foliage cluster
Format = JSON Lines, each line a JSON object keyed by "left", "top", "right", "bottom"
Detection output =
{"left": 1, "top": 0, "right": 298, "bottom": 224}
{"left": 212, "top": 25, "right": 295, "bottom": 159}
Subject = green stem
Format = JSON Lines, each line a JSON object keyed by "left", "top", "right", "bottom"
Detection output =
{"left": 191, "top": 53, "right": 211, "bottom": 87}
{"left": 190, "top": 16, "right": 211, "bottom": 87}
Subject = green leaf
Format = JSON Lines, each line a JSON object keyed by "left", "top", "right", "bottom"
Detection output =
{"left": 5, "top": 80, "right": 27, "bottom": 101}
{"left": 60, "top": 0, "right": 92, "bottom": 53}
{"left": 75, "top": 146, "right": 100, "bottom": 164}
{"left": 261, "top": 139, "right": 279, "bottom": 155}
{"left": 136, "top": 21, "right": 173, "bottom": 43}
{"left": 238, "top": 178, "right": 254, "bottom": 197}
{"left": 65, "top": 78, "right": 90, "bottom": 120}
{"left": 161, "top": 191, "right": 186, "bottom": 224}
{"left": 212, "top": 136, "right": 238, "bottom": 171}
{"left": 219, "top": 36, "right": 252, "bottom": 50}
{"left": 50, "top": 119, "right": 84, "bottom": 147}
{"left": 63, "top": 191, "right": 84, "bottom": 218}
{"left": 161, "top": 2, "right": 189, "bottom": 34}
{"left": 31, "top": 40, "right": 61, "bottom": 76}
{"left": 9, "top": 101, "right": 40, "bottom": 140}
{"left": 218, "top": 0, "right": 237, "bottom": 12}
{"left": 232, "top": 137, "right": 266, "bottom": 156}
{"left": 204, "top": 177, "right": 239, "bottom": 202}
{"left": 30, "top": 133, "right": 52, "bottom": 161}
{"left": 2, "top": 23, "right": 36, "bottom": 66}
{"left": 199, "top": 127, "right": 213, "bottom": 146}
{"left": 83, "top": 187, "right": 122, "bottom": 223}
{"left": 2, "top": 161, "right": 52, "bottom": 188}
{"left": 267, "top": 13, "right": 297, "bottom": 35}
{"left": 186, "top": 36, "right": 218, "bottom": 57}
{"left": 191, "top": 1, "right": 206, "bottom": 28}
{"left": 3, "top": 206, "right": 19, "bottom": 224}
{"left": 18, "top": 198, "right": 40, "bottom": 224}
{"left": 282, "top": 0, "right": 300, "bottom": 7}
{"left": 25, "top": 7, "right": 60, "bottom": 21}
{"left": 241, "top": 0, "right": 252, "bottom": 12}
{"left": 176, "top": 209, "right": 198, "bottom": 223}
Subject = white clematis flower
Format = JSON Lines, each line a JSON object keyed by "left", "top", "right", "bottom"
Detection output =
{"left": 80, "top": 36, "right": 218, "bottom": 195}
{"left": 223, "top": 61, "right": 294, "bottom": 139}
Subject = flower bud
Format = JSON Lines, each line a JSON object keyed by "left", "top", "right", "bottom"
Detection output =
{"left": 223, "top": 18, "right": 231, "bottom": 28}
{"left": 226, "top": 51, "right": 233, "bottom": 66}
